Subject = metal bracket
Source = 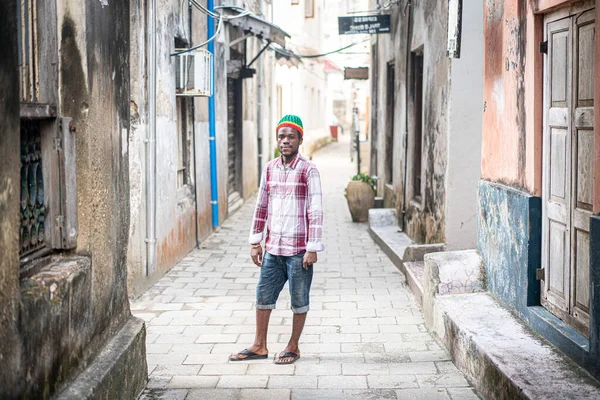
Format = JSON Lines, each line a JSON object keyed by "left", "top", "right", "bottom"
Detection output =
{"left": 539, "top": 41, "right": 548, "bottom": 54}
{"left": 53, "top": 137, "right": 62, "bottom": 150}
{"left": 535, "top": 268, "right": 545, "bottom": 280}
{"left": 247, "top": 40, "right": 272, "bottom": 68}
{"left": 229, "top": 33, "right": 253, "bottom": 48}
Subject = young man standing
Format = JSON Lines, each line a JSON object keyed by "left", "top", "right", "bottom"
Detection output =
{"left": 229, "top": 115, "right": 324, "bottom": 364}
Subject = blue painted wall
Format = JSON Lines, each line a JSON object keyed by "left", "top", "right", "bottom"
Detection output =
{"left": 477, "top": 180, "right": 541, "bottom": 314}
{"left": 478, "top": 180, "right": 600, "bottom": 378}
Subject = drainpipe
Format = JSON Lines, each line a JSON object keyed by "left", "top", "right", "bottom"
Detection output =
{"left": 190, "top": 0, "right": 200, "bottom": 248}
{"left": 208, "top": 0, "right": 220, "bottom": 227}
{"left": 401, "top": 1, "right": 412, "bottom": 231}
{"left": 257, "top": 40, "right": 264, "bottom": 182}
{"left": 146, "top": 0, "right": 157, "bottom": 275}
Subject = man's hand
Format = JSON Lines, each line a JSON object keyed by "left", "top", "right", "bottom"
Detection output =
{"left": 303, "top": 251, "right": 317, "bottom": 270}
{"left": 251, "top": 245, "right": 263, "bottom": 267}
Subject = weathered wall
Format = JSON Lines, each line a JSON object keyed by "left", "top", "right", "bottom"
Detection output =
{"left": 480, "top": 0, "right": 543, "bottom": 195}
{"left": 372, "top": 8, "right": 405, "bottom": 211}
{"left": 477, "top": 0, "right": 600, "bottom": 378}
{"left": 0, "top": 0, "right": 146, "bottom": 397}
{"left": 403, "top": 0, "right": 450, "bottom": 244}
{"left": 372, "top": 1, "right": 448, "bottom": 244}
{"left": 445, "top": 2, "right": 484, "bottom": 250}
{"left": 128, "top": 0, "right": 213, "bottom": 297}
{"left": 478, "top": 181, "right": 541, "bottom": 311}
{"left": 0, "top": 1, "right": 24, "bottom": 397}
{"left": 127, "top": 0, "right": 274, "bottom": 296}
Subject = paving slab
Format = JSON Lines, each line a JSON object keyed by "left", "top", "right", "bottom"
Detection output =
{"left": 133, "top": 139, "right": 477, "bottom": 399}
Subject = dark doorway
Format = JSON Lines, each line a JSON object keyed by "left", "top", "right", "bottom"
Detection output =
{"left": 370, "top": 43, "right": 379, "bottom": 177}
{"left": 385, "top": 62, "right": 395, "bottom": 184}
{"left": 410, "top": 51, "right": 424, "bottom": 200}
{"left": 227, "top": 76, "right": 243, "bottom": 209}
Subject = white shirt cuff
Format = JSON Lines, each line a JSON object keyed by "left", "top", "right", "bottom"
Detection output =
{"left": 249, "top": 232, "right": 263, "bottom": 245}
{"left": 306, "top": 242, "right": 325, "bottom": 252}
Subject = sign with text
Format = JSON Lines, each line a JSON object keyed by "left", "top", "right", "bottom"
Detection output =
{"left": 338, "top": 14, "right": 391, "bottom": 35}
{"left": 344, "top": 67, "right": 369, "bottom": 80}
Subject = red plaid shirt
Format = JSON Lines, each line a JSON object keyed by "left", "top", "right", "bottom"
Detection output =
{"left": 249, "top": 154, "right": 324, "bottom": 256}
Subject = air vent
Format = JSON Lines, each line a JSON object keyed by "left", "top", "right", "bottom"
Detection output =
{"left": 175, "top": 49, "right": 213, "bottom": 97}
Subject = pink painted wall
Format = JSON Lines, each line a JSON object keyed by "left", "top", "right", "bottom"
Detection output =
{"left": 481, "top": 1, "right": 543, "bottom": 195}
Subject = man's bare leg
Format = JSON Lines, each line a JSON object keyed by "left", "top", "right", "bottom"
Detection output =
{"left": 277, "top": 312, "right": 307, "bottom": 362}
{"left": 230, "top": 309, "right": 271, "bottom": 360}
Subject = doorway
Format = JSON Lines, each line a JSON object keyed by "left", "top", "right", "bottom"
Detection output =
{"left": 541, "top": 4, "right": 595, "bottom": 336}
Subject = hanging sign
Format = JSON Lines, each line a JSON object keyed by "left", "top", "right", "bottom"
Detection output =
{"left": 344, "top": 67, "right": 369, "bottom": 80}
{"left": 338, "top": 15, "right": 391, "bottom": 35}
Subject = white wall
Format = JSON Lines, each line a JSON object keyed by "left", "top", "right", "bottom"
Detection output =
{"left": 445, "top": 1, "right": 484, "bottom": 250}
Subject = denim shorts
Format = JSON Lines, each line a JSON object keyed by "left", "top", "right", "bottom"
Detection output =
{"left": 256, "top": 251, "right": 313, "bottom": 314}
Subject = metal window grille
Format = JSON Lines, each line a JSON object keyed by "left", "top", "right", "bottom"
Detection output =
{"left": 20, "top": 120, "right": 46, "bottom": 257}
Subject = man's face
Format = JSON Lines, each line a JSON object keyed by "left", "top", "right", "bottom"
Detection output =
{"left": 277, "top": 127, "right": 302, "bottom": 158}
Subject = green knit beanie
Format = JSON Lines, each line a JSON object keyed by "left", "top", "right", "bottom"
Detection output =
{"left": 276, "top": 115, "right": 304, "bottom": 137}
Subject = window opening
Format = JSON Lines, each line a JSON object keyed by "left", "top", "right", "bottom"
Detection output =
{"left": 305, "top": 0, "right": 314, "bottom": 18}
{"left": 20, "top": 120, "right": 46, "bottom": 257}
{"left": 176, "top": 97, "right": 189, "bottom": 187}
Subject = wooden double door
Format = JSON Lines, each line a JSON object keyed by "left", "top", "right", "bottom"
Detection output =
{"left": 542, "top": 4, "right": 595, "bottom": 336}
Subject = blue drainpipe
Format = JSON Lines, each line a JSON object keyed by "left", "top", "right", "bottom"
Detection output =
{"left": 208, "top": 0, "right": 219, "bottom": 227}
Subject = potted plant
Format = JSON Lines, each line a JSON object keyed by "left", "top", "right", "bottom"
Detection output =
{"left": 345, "top": 173, "right": 377, "bottom": 222}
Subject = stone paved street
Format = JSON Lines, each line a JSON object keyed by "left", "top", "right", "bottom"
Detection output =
{"left": 132, "top": 137, "right": 480, "bottom": 400}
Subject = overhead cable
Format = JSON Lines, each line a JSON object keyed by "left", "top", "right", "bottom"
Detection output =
{"left": 270, "top": 38, "right": 370, "bottom": 59}
{"left": 171, "top": 3, "right": 254, "bottom": 56}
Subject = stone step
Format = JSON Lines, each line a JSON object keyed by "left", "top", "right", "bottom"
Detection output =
{"left": 403, "top": 261, "right": 424, "bottom": 306}
{"left": 56, "top": 317, "right": 147, "bottom": 400}
{"left": 438, "top": 292, "right": 600, "bottom": 399}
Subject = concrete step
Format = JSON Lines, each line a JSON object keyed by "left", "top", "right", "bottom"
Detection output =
{"left": 403, "top": 261, "right": 424, "bottom": 306}
{"left": 438, "top": 292, "right": 600, "bottom": 399}
{"left": 56, "top": 317, "right": 147, "bottom": 400}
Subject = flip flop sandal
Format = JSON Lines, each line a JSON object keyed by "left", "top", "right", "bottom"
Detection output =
{"left": 229, "top": 349, "right": 269, "bottom": 361}
{"left": 274, "top": 351, "right": 300, "bottom": 365}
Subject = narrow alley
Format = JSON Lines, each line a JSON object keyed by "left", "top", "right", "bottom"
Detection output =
{"left": 133, "top": 136, "right": 479, "bottom": 400}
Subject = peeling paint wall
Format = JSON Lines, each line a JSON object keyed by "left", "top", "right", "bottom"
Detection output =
{"left": 481, "top": 0, "right": 542, "bottom": 195}
{"left": 372, "top": 6, "right": 404, "bottom": 211}
{"left": 128, "top": 0, "right": 272, "bottom": 296}
{"left": 403, "top": 0, "right": 450, "bottom": 244}
{"left": 0, "top": 2, "right": 24, "bottom": 396}
{"left": 129, "top": 0, "right": 212, "bottom": 296}
{"left": 371, "top": 0, "right": 483, "bottom": 248}
{"left": 1, "top": 0, "right": 146, "bottom": 397}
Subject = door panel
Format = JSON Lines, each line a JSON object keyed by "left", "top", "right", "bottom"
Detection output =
{"left": 542, "top": 7, "right": 594, "bottom": 336}
{"left": 542, "top": 17, "right": 571, "bottom": 319}
{"left": 551, "top": 31, "right": 569, "bottom": 104}
{"left": 550, "top": 128, "right": 568, "bottom": 200}
{"left": 548, "top": 221, "right": 568, "bottom": 303}
{"left": 570, "top": 9, "right": 594, "bottom": 331}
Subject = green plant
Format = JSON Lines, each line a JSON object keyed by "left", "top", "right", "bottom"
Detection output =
{"left": 274, "top": 146, "right": 281, "bottom": 158}
{"left": 344, "top": 173, "right": 379, "bottom": 198}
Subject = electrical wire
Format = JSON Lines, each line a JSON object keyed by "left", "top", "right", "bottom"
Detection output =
{"left": 171, "top": 3, "right": 254, "bottom": 56}
{"left": 171, "top": 13, "right": 223, "bottom": 56}
{"left": 270, "top": 38, "right": 370, "bottom": 59}
{"left": 192, "top": 0, "right": 219, "bottom": 18}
